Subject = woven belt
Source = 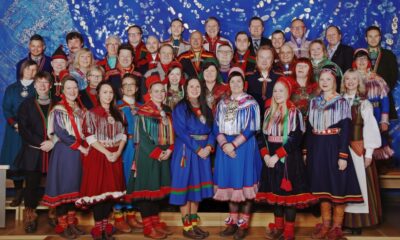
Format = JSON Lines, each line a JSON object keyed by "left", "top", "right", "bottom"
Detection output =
{"left": 127, "top": 134, "right": 134, "bottom": 139}
{"left": 371, "top": 101, "right": 380, "bottom": 107}
{"left": 312, "top": 128, "right": 340, "bottom": 135}
{"left": 190, "top": 134, "right": 208, "bottom": 140}
{"left": 268, "top": 135, "right": 283, "bottom": 143}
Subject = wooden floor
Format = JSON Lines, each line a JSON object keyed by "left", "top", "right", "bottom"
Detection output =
{"left": 1, "top": 205, "right": 400, "bottom": 240}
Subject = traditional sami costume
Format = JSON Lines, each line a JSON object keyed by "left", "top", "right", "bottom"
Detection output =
{"left": 231, "top": 49, "right": 256, "bottom": 74}
{"left": 256, "top": 101, "right": 317, "bottom": 207}
{"left": 290, "top": 80, "right": 319, "bottom": 119}
{"left": 169, "top": 102, "right": 215, "bottom": 205}
{"left": 305, "top": 94, "right": 363, "bottom": 203}
{"left": 343, "top": 94, "right": 383, "bottom": 228}
{"left": 361, "top": 71, "right": 393, "bottom": 160}
{"left": 213, "top": 93, "right": 262, "bottom": 202}
{"left": 0, "top": 80, "right": 35, "bottom": 175}
{"left": 178, "top": 48, "right": 216, "bottom": 78}
{"left": 42, "top": 100, "right": 85, "bottom": 207}
{"left": 125, "top": 100, "right": 174, "bottom": 202}
{"left": 79, "top": 86, "right": 98, "bottom": 110}
{"left": 75, "top": 106, "right": 126, "bottom": 208}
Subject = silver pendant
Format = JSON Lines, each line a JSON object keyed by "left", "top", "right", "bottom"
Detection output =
{"left": 199, "top": 115, "right": 206, "bottom": 125}
{"left": 21, "top": 90, "right": 28, "bottom": 98}
{"left": 107, "top": 116, "right": 115, "bottom": 124}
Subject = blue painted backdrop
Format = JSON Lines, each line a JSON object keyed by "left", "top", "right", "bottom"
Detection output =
{"left": 0, "top": 0, "right": 399, "bottom": 153}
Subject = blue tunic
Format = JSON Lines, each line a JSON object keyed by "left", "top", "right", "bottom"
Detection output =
{"left": 213, "top": 94, "right": 262, "bottom": 202}
{"left": 169, "top": 102, "right": 215, "bottom": 205}
{"left": 117, "top": 100, "right": 141, "bottom": 185}
{"left": 0, "top": 81, "right": 35, "bottom": 173}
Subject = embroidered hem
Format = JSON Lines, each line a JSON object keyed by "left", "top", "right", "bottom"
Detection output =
{"left": 312, "top": 192, "right": 363, "bottom": 204}
{"left": 170, "top": 182, "right": 213, "bottom": 195}
{"left": 75, "top": 191, "right": 126, "bottom": 209}
{"left": 255, "top": 192, "right": 318, "bottom": 209}
{"left": 213, "top": 185, "right": 258, "bottom": 202}
{"left": 41, "top": 192, "right": 80, "bottom": 207}
{"left": 125, "top": 187, "right": 171, "bottom": 201}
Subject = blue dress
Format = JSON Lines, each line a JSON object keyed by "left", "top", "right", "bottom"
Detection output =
{"left": 169, "top": 102, "right": 215, "bottom": 205}
{"left": 0, "top": 81, "right": 35, "bottom": 174}
{"left": 117, "top": 99, "right": 141, "bottom": 185}
{"left": 213, "top": 93, "right": 262, "bottom": 202}
{"left": 42, "top": 104, "right": 85, "bottom": 207}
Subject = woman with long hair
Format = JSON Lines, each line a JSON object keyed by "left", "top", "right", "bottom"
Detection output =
{"left": 170, "top": 77, "right": 215, "bottom": 239}
{"left": 306, "top": 65, "right": 363, "bottom": 240}
{"left": 76, "top": 81, "right": 126, "bottom": 239}
{"left": 164, "top": 61, "right": 185, "bottom": 110}
{"left": 213, "top": 71, "right": 261, "bottom": 240}
{"left": 341, "top": 69, "right": 382, "bottom": 234}
{"left": 125, "top": 74, "right": 175, "bottom": 239}
{"left": 256, "top": 77, "right": 317, "bottom": 240}
{"left": 199, "top": 61, "right": 227, "bottom": 113}
{"left": 42, "top": 76, "right": 88, "bottom": 239}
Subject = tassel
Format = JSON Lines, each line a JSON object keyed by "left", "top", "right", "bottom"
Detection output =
{"left": 280, "top": 178, "right": 293, "bottom": 192}
{"left": 180, "top": 145, "right": 186, "bottom": 167}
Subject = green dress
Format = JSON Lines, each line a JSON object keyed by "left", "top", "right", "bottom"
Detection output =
{"left": 125, "top": 100, "right": 174, "bottom": 201}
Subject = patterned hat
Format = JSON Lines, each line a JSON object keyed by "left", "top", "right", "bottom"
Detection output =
{"left": 146, "top": 73, "right": 163, "bottom": 90}
{"left": 52, "top": 45, "right": 68, "bottom": 61}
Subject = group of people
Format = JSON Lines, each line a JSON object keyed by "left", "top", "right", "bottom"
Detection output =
{"left": 1, "top": 15, "right": 398, "bottom": 240}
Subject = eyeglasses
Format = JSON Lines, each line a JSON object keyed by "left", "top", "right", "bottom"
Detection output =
{"left": 217, "top": 50, "right": 233, "bottom": 55}
{"left": 128, "top": 33, "right": 141, "bottom": 36}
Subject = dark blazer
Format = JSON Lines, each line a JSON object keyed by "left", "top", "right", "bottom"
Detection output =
{"left": 15, "top": 97, "right": 52, "bottom": 172}
{"left": 375, "top": 48, "right": 399, "bottom": 119}
{"left": 249, "top": 37, "right": 273, "bottom": 55}
{"left": 330, "top": 43, "right": 354, "bottom": 74}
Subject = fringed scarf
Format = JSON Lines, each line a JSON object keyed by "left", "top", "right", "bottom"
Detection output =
{"left": 135, "top": 101, "right": 174, "bottom": 145}
{"left": 309, "top": 94, "right": 351, "bottom": 131}
{"left": 363, "top": 72, "right": 389, "bottom": 100}
{"left": 85, "top": 107, "right": 126, "bottom": 145}
{"left": 216, "top": 93, "right": 260, "bottom": 135}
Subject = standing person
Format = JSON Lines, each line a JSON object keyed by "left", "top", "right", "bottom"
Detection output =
{"left": 341, "top": 69, "right": 382, "bottom": 235}
{"left": 97, "top": 35, "right": 121, "bottom": 72}
{"left": 0, "top": 60, "right": 37, "bottom": 207}
{"left": 50, "top": 45, "right": 69, "bottom": 101}
{"left": 305, "top": 65, "right": 363, "bottom": 240}
{"left": 325, "top": 25, "right": 354, "bottom": 73}
{"left": 246, "top": 46, "right": 279, "bottom": 117}
{"left": 76, "top": 82, "right": 126, "bottom": 240}
{"left": 290, "top": 58, "right": 318, "bottom": 118}
{"left": 145, "top": 36, "right": 161, "bottom": 70}
{"left": 216, "top": 44, "right": 234, "bottom": 82}
{"left": 164, "top": 62, "right": 185, "bottom": 110}
{"left": 15, "top": 71, "right": 54, "bottom": 233}
{"left": 213, "top": 71, "right": 262, "bottom": 240}
{"left": 162, "top": 18, "right": 190, "bottom": 57}
{"left": 256, "top": 77, "right": 317, "bottom": 240}
{"left": 69, "top": 48, "right": 95, "bottom": 90}
{"left": 16, "top": 34, "right": 52, "bottom": 80}
{"left": 145, "top": 44, "right": 175, "bottom": 82}
{"left": 199, "top": 61, "right": 227, "bottom": 113}
{"left": 287, "top": 19, "right": 310, "bottom": 58}
{"left": 203, "top": 17, "right": 232, "bottom": 55}
{"left": 125, "top": 75, "right": 174, "bottom": 239}
{"left": 79, "top": 65, "right": 104, "bottom": 110}
{"left": 232, "top": 32, "right": 256, "bottom": 74}
{"left": 65, "top": 31, "right": 84, "bottom": 66}
{"left": 271, "top": 30, "right": 286, "bottom": 55}
{"left": 126, "top": 25, "right": 148, "bottom": 73}
{"left": 352, "top": 48, "right": 393, "bottom": 160}
{"left": 178, "top": 30, "right": 216, "bottom": 78}
{"left": 248, "top": 16, "right": 272, "bottom": 55}
{"left": 42, "top": 76, "right": 88, "bottom": 239}
{"left": 274, "top": 43, "right": 296, "bottom": 77}
{"left": 114, "top": 74, "right": 143, "bottom": 233}
{"left": 309, "top": 40, "right": 342, "bottom": 91}
{"left": 365, "top": 25, "right": 398, "bottom": 120}
{"left": 170, "top": 77, "right": 215, "bottom": 239}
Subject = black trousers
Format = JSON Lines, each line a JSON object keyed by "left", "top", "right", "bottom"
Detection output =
{"left": 93, "top": 201, "right": 114, "bottom": 221}
{"left": 136, "top": 200, "right": 160, "bottom": 218}
{"left": 23, "top": 171, "right": 43, "bottom": 209}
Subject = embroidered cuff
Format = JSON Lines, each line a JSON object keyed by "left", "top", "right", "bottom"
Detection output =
{"left": 232, "top": 134, "right": 247, "bottom": 149}
{"left": 206, "top": 144, "right": 215, "bottom": 153}
{"left": 217, "top": 134, "right": 228, "bottom": 147}
{"left": 275, "top": 147, "right": 287, "bottom": 158}
{"left": 70, "top": 141, "right": 81, "bottom": 150}
{"left": 7, "top": 118, "right": 16, "bottom": 126}
{"left": 168, "top": 144, "right": 174, "bottom": 151}
{"left": 149, "top": 147, "right": 163, "bottom": 159}
{"left": 86, "top": 135, "right": 97, "bottom": 145}
{"left": 339, "top": 152, "right": 348, "bottom": 160}
{"left": 260, "top": 147, "right": 269, "bottom": 157}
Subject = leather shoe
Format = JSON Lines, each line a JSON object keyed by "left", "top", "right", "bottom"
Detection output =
{"left": 183, "top": 229, "right": 204, "bottom": 239}
{"left": 234, "top": 227, "right": 248, "bottom": 240}
{"left": 219, "top": 224, "right": 238, "bottom": 237}
{"left": 144, "top": 227, "right": 167, "bottom": 239}
{"left": 193, "top": 225, "right": 209, "bottom": 238}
